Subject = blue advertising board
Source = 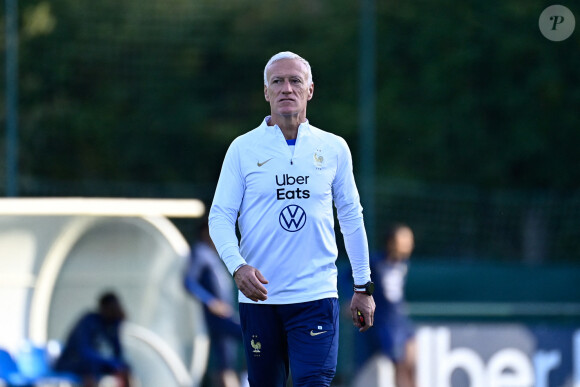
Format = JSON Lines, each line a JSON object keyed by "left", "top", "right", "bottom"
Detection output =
{"left": 417, "top": 324, "right": 579, "bottom": 387}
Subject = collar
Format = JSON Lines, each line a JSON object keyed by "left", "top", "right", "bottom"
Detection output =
{"left": 262, "top": 116, "right": 310, "bottom": 138}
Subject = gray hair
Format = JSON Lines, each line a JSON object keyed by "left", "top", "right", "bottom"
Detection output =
{"left": 263, "top": 51, "right": 313, "bottom": 87}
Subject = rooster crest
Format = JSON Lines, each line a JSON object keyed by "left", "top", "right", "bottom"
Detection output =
{"left": 251, "top": 339, "right": 261, "bottom": 353}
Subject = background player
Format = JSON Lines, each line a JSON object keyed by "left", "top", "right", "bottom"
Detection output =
{"left": 368, "top": 223, "right": 416, "bottom": 387}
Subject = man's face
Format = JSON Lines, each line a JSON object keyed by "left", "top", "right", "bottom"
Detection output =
{"left": 264, "top": 58, "right": 314, "bottom": 118}
{"left": 387, "top": 227, "right": 415, "bottom": 261}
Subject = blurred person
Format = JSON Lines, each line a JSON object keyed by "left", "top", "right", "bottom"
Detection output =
{"left": 209, "top": 51, "right": 375, "bottom": 387}
{"left": 367, "top": 223, "right": 416, "bottom": 387}
{"left": 184, "top": 219, "right": 243, "bottom": 387}
{"left": 54, "top": 292, "right": 132, "bottom": 387}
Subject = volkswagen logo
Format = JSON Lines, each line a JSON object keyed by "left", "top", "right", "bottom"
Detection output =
{"left": 279, "top": 205, "right": 307, "bottom": 232}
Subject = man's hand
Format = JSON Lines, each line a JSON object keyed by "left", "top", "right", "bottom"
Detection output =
{"left": 234, "top": 264, "right": 269, "bottom": 302}
{"left": 350, "top": 292, "right": 375, "bottom": 332}
{"left": 207, "top": 299, "right": 234, "bottom": 318}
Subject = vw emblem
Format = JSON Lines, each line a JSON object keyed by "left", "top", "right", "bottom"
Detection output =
{"left": 279, "top": 205, "right": 307, "bottom": 232}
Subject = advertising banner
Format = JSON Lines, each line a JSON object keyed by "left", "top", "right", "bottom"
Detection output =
{"left": 417, "top": 324, "right": 580, "bottom": 387}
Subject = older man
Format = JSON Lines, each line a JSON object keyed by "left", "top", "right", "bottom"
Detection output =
{"left": 209, "top": 51, "right": 375, "bottom": 387}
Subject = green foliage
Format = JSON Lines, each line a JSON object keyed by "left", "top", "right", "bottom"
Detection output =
{"left": 3, "top": 0, "right": 580, "bottom": 190}
{"left": 375, "top": 0, "right": 580, "bottom": 190}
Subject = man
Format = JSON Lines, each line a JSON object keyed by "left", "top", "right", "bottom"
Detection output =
{"left": 184, "top": 219, "right": 243, "bottom": 387}
{"left": 209, "top": 51, "right": 375, "bottom": 387}
{"left": 368, "top": 224, "right": 416, "bottom": 387}
{"left": 54, "top": 292, "right": 132, "bottom": 387}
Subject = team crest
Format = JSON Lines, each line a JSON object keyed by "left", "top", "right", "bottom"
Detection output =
{"left": 251, "top": 335, "right": 262, "bottom": 357}
{"left": 313, "top": 146, "right": 325, "bottom": 169}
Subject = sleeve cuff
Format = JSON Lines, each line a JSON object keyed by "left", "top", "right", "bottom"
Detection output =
{"left": 221, "top": 246, "right": 247, "bottom": 276}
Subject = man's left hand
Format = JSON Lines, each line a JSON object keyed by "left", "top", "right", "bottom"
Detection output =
{"left": 350, "top": 292, "right": 375, "bottom": 332}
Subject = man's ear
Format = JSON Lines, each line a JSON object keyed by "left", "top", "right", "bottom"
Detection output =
{"left": 264, "top": 85, "right": 270, "bottom": 101}
{"left": 307, "top": 83, "right": 314, "bottom": 101}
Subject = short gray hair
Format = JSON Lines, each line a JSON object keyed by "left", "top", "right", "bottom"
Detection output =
{"left": 263, "top": 51, "right": 313, "bottom": 87}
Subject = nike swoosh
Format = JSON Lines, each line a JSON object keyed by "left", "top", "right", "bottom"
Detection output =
{"left": 310, "top": 330, "right": 327, "bottom": 336}
{"left": 257, "top": 158, "right": 273, "bottom": 167}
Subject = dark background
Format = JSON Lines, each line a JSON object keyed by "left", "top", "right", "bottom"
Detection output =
{"left": 2, "top": 1, "right": 579, "bottom": 286}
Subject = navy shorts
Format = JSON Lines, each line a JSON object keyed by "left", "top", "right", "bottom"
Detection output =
{"left": 239, "top": 298, "right": 339, "bottom": 387}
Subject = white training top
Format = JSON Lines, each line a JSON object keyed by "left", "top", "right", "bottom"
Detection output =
{"left": 209, "top": 117, "right": 371, "bottom": 304}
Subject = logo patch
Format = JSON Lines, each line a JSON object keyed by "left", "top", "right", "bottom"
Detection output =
{"left": 250, "top": 335, "right": 261, "bottom": 357}
{"left": 279, "top": 204, "right": 307, "bottom": 232}
{"left": 314, "top": 146, "right": 325, "bottom": 169}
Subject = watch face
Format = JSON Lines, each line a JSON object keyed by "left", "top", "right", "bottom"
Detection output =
{"left": 367, "top": 281, "right": 375, "bottom": 295}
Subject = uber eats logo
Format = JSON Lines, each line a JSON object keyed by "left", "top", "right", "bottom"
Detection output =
{"left": 275, "top": 174, "right": 310, "bottom": 200}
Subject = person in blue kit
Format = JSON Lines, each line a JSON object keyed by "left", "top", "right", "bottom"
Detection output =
{"left": 368, "top": 223, "right": 416, "bottom": 387}
{"left": 209, "top": 51, "right": 376, "bottom": 387}
{"left": 54, "top": 292, "right": 132, "bottom": 387}
{"left": 184, "top": 219, "right": 243, "bottom": 387}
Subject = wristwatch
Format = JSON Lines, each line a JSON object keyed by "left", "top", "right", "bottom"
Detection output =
{"left": 353, "top": 281, "right": 374, "bottom": 295}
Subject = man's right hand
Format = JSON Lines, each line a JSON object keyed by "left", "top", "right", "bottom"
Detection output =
{"left": 233, "top": 264, "right": 269, "bottom": 302}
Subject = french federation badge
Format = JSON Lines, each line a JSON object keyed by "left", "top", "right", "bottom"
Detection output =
{"left": 251, "top": 335, "right": 262, "bottom": 357}
{"left": 313, "top": 146, "right": 325, "bottom": 170}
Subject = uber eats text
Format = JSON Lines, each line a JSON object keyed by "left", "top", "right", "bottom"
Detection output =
{"left": 276, "top": 174, "right": 310, "bottom": 200}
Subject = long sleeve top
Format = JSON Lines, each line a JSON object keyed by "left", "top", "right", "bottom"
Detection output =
{"left": 209, "top": 117, "right": 371, "bottom": 304}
